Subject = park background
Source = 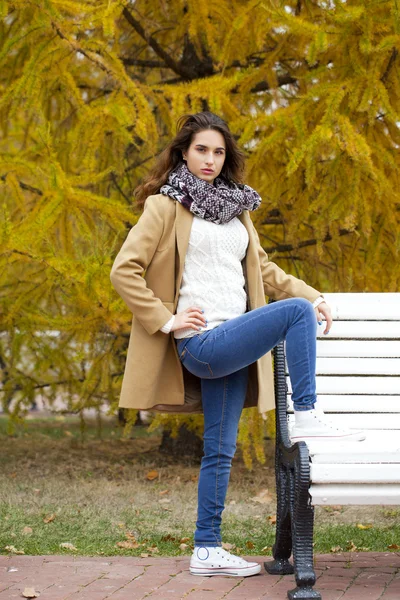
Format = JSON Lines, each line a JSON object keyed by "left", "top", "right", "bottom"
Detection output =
{"left": 1, "top": 0, "right": 400, "bottom": 558}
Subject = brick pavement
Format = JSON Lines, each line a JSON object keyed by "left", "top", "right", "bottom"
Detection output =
{"left": 1, "top": 552, "right": 400, "bottom": 600}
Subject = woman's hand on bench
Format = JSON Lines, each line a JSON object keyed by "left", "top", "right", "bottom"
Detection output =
{"left": 314, "top": 302, "right": 332, "bottom": 335}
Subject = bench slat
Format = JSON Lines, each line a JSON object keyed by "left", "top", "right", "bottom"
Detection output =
{"left": 310, "top": 452, "right": 400, "bottom": 464}
{"left": 287, "top": 414, "right": 400, "bottom": 429}
{"left": 302, "top": 430, "right": 400, "bottom": 454}
{"left": 317, "top": 342, "right": 400, "bottom": 358}
{"left": 310, "top": 484, "right": 400, "bottom": 505}
{"left": 286, "top": 357, "right": 400, "bottom": 375}
{"left": 287, "top": 395, "right": 400, "bottom": 413}
{"left": 320, "top": 293, "right": 400, "bottom": 320}
{"left": 310, "top": 464, "right": 400, "bottom": 483}
{"left": 287, "top": 376, "right": 400, "bottom": 395}
{"left": 315, "top": 340, "right": 400, "bottom": 358}
{"left": 315, "top": 321, "right": 400, "bottom": 338}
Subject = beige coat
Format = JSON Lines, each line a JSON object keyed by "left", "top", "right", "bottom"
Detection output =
{"left": 110, "top": 194, "right": 321, "bottom": 415}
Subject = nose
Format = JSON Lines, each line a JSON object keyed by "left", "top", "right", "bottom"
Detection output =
{"left": 205, "top": 153, "right": 214, "bottom": 166}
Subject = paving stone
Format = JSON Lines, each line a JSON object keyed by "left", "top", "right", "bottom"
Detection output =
{"left": 0, "top": 552, "right": 399, "bottom": 599}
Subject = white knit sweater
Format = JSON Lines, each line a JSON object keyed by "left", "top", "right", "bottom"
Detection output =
{"left": 160, "top": 216, "right": 325, "bottom": 338}
{"left": 162, "top": 215, "right": 249, "bottom": 339}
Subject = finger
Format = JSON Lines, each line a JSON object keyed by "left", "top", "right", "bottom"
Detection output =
{"left": 188, "top": 310, "right": 207, "bottom": 324}
{"left": 324, "top": 315, "right": 332, "bottom": 335}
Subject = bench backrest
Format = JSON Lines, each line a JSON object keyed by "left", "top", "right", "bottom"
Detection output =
{"left": 285, "top": 293, "right": 400, "bottom": 504}
{"left": 286, "top": 292, "right": 400, "bottom": 424}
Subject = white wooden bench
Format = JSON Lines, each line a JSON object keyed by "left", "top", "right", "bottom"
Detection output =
{"left": 264, "top": 293, "right": 400, "bottom": 600}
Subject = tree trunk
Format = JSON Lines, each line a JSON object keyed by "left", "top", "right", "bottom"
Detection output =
{"left": 159, "top": 424, "right": 203, "bottom": 462}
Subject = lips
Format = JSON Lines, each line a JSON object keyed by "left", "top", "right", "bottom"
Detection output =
{"left": 201, "top": 169, "right": 214, "bottom": 173}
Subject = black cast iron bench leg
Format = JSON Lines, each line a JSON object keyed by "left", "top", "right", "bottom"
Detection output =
{"left": 264, "top": 327, "right": 321, "bottom": 600}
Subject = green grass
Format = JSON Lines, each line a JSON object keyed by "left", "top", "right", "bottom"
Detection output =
{"left": 1, "top": 414, "right": 400, "bottom": 557}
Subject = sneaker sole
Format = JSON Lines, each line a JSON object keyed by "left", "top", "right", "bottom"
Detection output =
{"left": 190, "top": 564, "right": 261, "bottom": 577}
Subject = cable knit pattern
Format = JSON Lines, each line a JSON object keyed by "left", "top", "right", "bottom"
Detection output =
{"left": 159, "top": 217, "right": 325, "bottom": 337}
{"left": 169, "top": 215, "right": 249, "bottom": 339}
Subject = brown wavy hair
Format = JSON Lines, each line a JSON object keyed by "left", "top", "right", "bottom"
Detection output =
{"left": 134, "top": 111, "right": 246, "bottom": 209}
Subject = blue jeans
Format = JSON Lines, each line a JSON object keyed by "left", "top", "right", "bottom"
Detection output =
{"left": 175, "top": 298, "right": 317, "bottom": 547}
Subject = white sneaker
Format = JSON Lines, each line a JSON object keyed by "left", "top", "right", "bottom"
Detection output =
{"left": 290, "top": 407, "right": 366, "bottom": 442}
{"left": 189, "top": 546, "right": 261, "bottom": 577}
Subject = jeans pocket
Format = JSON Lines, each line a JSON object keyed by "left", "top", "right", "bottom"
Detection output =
{"left": 182, "top": 346, "right": 214, "bottom": 378}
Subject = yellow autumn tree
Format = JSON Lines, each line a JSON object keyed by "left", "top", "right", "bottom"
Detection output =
{"left": 0, "top": 0, "right": 399, "bottom": 466}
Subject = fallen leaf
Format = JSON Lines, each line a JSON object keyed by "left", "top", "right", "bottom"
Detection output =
{"left": 161, "top": 534, "right": 176, "bottom": 542}
{"left": 146, "top": 470, "right": 159, "bottom": 481}
{"left": 245, "top": 541, "right": 255, "bottom": 549}
{"left": 356, "top": 523, "right": 373, "bottom": 530}
{"left": 43, "top": 514, "right": 56, "bottom": 524}
{"left": 222, "top": 542, "right": 235, "bottom": 551}
{"left": 159, "top": 489, "right": 169, "bottom": 495}
{"left": 268, "top": 515, "right": 277, "bottom": 525}
{"left": 116, "top": 540, "right": 140, "bottom": 549}
{"left": 4, "top": 545, "right": 24, "bottom": 555}
{"left": 140, "top": 553, "right": 150, "bottom": 557}
{"left": 330, "top": 546, "right": 342, "bottom": 553}
{"left": 229, "top": 500, "right": 236, "bottom": 505}
{"left": 346, "top": 541, "right": 357, "bottom": 552}
{"left": 22, "top": 587, "right": 38, "bottom": 598}
{"left": 22, "top": 527, "right": 33, "bottom": 535}
{"left": 261, "top": 546, "right": 272, "bottom": 553}
{"left": 250, "top": 489, "right": 273, "bottom": 504}
{"left": 147, "top": 546, "right": 159, "bottom": 553}
{"left": 179, "top": 543, "right": 189, "bottom": 551}
{"left": 180, "top": 537, "right": 190, "bottom": 543}
{"left": 190, "top": 475, "right": 198, "bottom": 482}
{"left": 388, "top": 544, "right": 400, "bottom": 550}
{"left": 59, "top": 542, "right": 77, "bottom": 551}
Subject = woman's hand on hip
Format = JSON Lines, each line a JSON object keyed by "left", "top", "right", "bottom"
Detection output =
{"left": 315, "top": 302, "right": 332, "bottom": 335}
{"left": 171, "top": 306, "right": 207, "bottom": 332}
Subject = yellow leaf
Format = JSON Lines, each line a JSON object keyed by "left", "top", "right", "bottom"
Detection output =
{"left": 356, "top": 523, "right": 373, "bottom": 530}
{"left": 245, "top": 540, "right": 255, "bottom": 549}
{"left": 116, "top": 540, "right": 140, "bottom": 549}
{"left": 146, "top": 470, "right": 159, "bottom": 481}
{"left": 43, "top": 514, "right": 56, "bottom": 523}
{"left": 5, "top": 545, "right": 25, "bottom": 554}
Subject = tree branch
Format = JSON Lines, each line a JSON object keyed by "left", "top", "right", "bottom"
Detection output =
{"left": 122, "top": 7, "right": 188, "bottom": 78}
{"left": 262, "top": 228, "right": 354, "bottom": 254}
{"left": 381, "top": 48, "right": 398, "bottom": 83}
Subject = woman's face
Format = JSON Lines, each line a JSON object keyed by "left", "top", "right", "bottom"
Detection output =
{"left": 182, "top": 129, "right": 226, "bottom": 184}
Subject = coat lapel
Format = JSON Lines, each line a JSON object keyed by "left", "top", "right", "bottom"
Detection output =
{"left": 174, "top": 202, "right": 259, "bottom": 309}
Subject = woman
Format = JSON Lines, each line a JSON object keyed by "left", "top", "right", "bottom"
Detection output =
{"left": 110, "top": 111, "right": 365, "bottom": 578}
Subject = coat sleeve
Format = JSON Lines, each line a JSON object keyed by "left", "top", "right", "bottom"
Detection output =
{"left": 110, "top": 196, "right": 174, "bottom": 335}
{"left": 251, "top": 222, "right": 322, "bottom": 303}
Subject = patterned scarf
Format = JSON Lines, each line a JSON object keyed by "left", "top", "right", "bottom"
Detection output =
{"left": 160, "top": 162, "right": 261, "bottom": 224}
